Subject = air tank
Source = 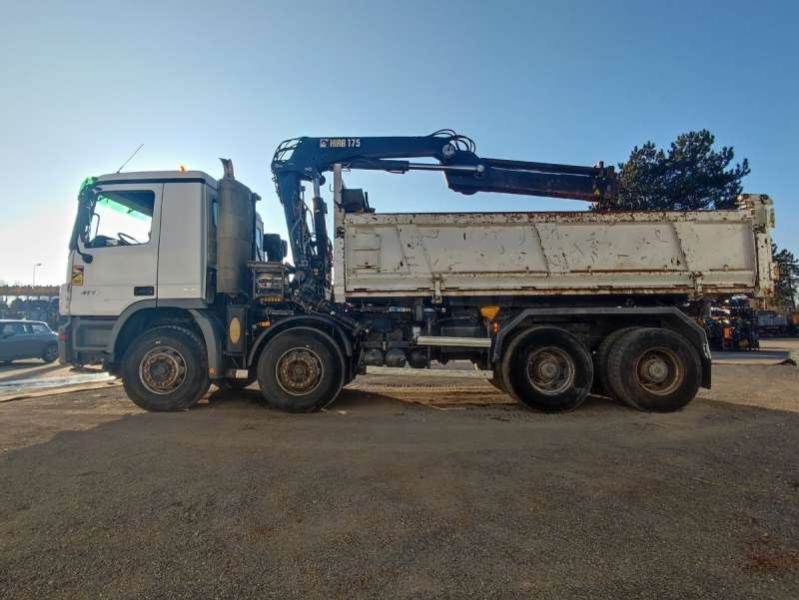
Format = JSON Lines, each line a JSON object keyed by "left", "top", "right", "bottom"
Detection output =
{"left": 384, "top": 348, "right": 407, "bottom": 368}
{"left": 363, "top": 349, "right": 384, "bottom": 366}
{"left": 216, "top": 159, "right": 259, "bottom": 296}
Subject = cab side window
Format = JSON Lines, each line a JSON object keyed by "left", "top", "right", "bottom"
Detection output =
{"left": 85, "top": 190, "right": 155, "bottom": 248}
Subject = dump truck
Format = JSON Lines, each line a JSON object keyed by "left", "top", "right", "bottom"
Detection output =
{"left": 58, "top": 131, "right": 776, "bottom": 413}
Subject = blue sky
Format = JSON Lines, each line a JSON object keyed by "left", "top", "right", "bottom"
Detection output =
{"left": 0, "top": 0, "right": 797, "bottom": 285}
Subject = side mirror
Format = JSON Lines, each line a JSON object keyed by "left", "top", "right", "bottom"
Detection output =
{"left": 263, "top": 233, "right": 287, "bottom": 262}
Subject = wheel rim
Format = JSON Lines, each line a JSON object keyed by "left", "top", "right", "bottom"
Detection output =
{"left": 525, "top": 346, "right": 575, "bottom": 396}
{"left": 275, "top": 347, "right": 324, "bottom": 396}
{"left": 139, "top": 346, "right": 188, "bottom": 395}
{"left": 634, "top": 347, "right": 683, "bottom": 396}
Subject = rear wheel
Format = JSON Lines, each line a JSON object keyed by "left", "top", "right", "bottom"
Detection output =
{"left": 501, "top": 327, "right": 593, "bottom": 412}
{"left": 594, "top": 326, "right": 637, "bottom": 398}
{"left": 41, "top": 343, "right": 59, "bottom": 364}
{"left": 121, "top": 326, "right": 210, "bottom": 411}
{"left": 488, "top": 376, "right": 507, "bottom": 394}
{"left": 257, "top": 329, "right": 344, "bottom": 413}
{"left": 606, "top": 328, "right": 701, "bottom": 412}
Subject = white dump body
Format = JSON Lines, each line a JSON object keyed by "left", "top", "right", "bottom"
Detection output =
{"left": 333, "top": 194, "right": 775, "bottom": 301}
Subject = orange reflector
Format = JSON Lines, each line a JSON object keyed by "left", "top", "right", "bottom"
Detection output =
{"left": 480, "top": 305, "right": 500, "bottom": 321}
{"left": 228, "top": 317, "right": 242, "bottom": 345}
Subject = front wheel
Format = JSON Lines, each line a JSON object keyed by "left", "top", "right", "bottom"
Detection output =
{"left": 257, "top": 328, "right": 344, "bottom": 413}
{"left": 121, "top": 326, "right": 210, "bottom": 411}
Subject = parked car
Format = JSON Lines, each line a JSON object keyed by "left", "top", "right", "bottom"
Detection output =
{"left": 0, "top": 319, "right": 59, "bottom": 365}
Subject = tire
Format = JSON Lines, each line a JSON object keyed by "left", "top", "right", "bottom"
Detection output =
{"left": 121, "top": 326, "right": 211, "bottom": 411}
{"left": 488, "top": 376, "right": 507, "bottom": 394}
{"left": 215, "top": 375, "right": 257, "bottom": 391}
{"left": 257, "top": 328, "right": 345, "bottom": 413}
{"left": 594, "top": 326, "right": 638, "bottom": 397}
{"left": 489, "top": 364, "right": 514, "bottom": 396}
{"left": 606, "top": 328, "right": 701, "bottom": 412}
{"left": 500, "top": 327, "right": 593, "bottom": 412}
{"left": 41, "top": 343, "right": 59, "bottom": 364}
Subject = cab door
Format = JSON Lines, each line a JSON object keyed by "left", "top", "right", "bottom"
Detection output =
{"left": 68, "top": 184, "right": 162, "bottom": 317}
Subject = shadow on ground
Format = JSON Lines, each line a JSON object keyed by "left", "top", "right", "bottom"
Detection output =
{"left": 0, "top": 362, "right": 62, "bottom": 382}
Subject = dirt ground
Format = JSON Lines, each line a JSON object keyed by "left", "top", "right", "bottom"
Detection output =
{"left": 1, "top": 361, "right": 798, "bottom": 599}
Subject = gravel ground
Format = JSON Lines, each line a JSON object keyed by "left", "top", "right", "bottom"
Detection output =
{"left": 1, "top": 364, "right": 798, "bottom": 599}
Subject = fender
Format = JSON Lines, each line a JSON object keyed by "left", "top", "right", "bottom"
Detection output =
{"left": 247, "top": 315, "right": 353, "bottom": 367}
{"left": 103, "top": 300, "right": 223, "bottom": 377}
{"left": 105, "top": 299, "right": 157, "bottom": 358}
{"left": 188, "top": 309, "right": 224, "bottom": 379}
{"left": 492, "top": 306, "right": 712, "bottom": 388}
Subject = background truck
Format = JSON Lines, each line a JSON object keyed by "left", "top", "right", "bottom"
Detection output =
{"left": 59, "top": 131, "right": 776, "bottom": 413}
{"left": 756, "top": 310, "right": 793, "bottom": 336}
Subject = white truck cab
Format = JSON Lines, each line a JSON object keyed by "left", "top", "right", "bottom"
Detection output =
{"left": 60, "top": 167, "right": 264, "bottom": 390}
{"left": 61, "top": 171, "right": 219, "bottom": 318}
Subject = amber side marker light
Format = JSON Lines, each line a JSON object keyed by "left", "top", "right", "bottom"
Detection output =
{"left": 480, "top": 306, "right": 500, "bottom": 321}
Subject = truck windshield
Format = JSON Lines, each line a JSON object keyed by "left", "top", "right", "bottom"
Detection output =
{"left": 84, "top": 190, "right": 154, "bottom": 248}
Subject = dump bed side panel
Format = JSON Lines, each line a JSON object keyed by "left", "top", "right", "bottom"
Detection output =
{"left": 337, "top": 198, "right": 774, "bottom": 299}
